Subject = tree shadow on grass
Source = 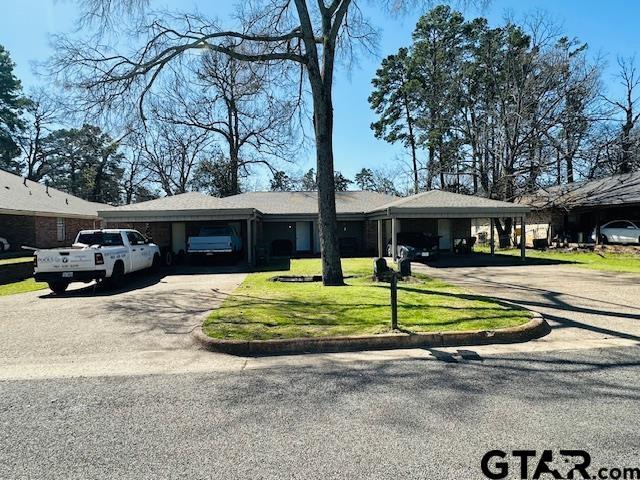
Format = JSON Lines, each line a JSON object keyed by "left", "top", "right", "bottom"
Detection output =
{"left": 200, "top": 284, "right": 528, "bottom": 338}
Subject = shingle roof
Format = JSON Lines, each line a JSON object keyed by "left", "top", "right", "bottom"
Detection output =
{"left": 369, "top": 189, "right": 530, "bottom": 214}
{"left": 217, "top": 190, "right": 398, "bottom": 215}
{"left": 521, "top": 172, "right": 640, "bottom": 209}
{"left": 101, "top": 190, "right": 398, "bottom": 216}
{"left": 100, "top": 189, "right": 529, "bottom": 219}
{"left": 102, "top": 191, "right": 227, "bottom": 212}
{"left": 0, "top": 169, "right": 105, "bottom": 218}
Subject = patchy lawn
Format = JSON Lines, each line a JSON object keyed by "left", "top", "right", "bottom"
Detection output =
{"left": 0, "top": 278, "right": 47, "bottom": 296}
{"left": 475, "top": 246, "right": 640, "bottom": 273}
{"left": 203, "top": 258, "right": 531, "bottom": 341}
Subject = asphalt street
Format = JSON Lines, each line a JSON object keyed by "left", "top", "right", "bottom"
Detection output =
{"left": 1, "top": 345, "right": 639, "bottom": 479}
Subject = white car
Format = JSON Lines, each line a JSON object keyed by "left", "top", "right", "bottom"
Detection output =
{"left": 0, "top": 237, "right": 9, "bottom": 252}
{"left": 591, "top": 220, "right": 640, "bottom": 245}
{"left": 34, "top": 229, "right": 161, "bottom": 294}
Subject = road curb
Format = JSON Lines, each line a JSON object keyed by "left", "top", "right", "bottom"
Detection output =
{"left": 191, "top": 312, "right": 550, "bottom": 357}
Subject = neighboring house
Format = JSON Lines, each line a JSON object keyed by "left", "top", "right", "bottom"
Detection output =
{"left": 518, "top": 172, "right": 640, "bottom": 244}
{"left": 100, "top": 189, "right": 529, "bottom": 263}
{"left": 0, "top": 169, "right": 105, "bottom": 252}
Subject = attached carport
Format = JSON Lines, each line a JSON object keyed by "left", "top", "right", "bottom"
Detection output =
{"left": 98, "top": 193, "right": 260, "bottom": 265}
{"left": 367, "top": 190, "right": 531, "bottom": 261}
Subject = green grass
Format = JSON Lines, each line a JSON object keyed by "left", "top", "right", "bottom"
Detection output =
{"left": 0, "top": 256, "right": 34, "bottom": 265}
{"left": 475, "top": 245, "right": 640, "bottom": 273}
{"left": 203, "top": 258, "right": 531, "bottom": 341}
{"left": 0, "top": 278, "right": 47, "bottom": 296}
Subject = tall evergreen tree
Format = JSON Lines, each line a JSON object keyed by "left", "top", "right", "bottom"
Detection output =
{"left": 0, "top": 45, "right": 29, "bottom": 173}
{"left": 43, "top": 124, "right": 124, "bottom": 204}
{"left": 369, "top": 48, "right": 421, "bottom": 193}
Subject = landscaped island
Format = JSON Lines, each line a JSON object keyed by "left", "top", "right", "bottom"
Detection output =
{"left": 203, "top": 258, "right": 531, "bottom": 341}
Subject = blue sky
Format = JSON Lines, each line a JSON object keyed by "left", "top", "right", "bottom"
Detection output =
{"left": 1, "top": 0, "right": 638, "bottom": 184}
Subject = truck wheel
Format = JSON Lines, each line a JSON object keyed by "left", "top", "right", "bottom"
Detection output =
{"left": 163, "top": 250, "right": 173, "bottom": 267}
{"left": 48, "top": 282, "right": 69, "bottom": 295}
{"left": 105, "top": 261, "right": 125, "bottom": 289}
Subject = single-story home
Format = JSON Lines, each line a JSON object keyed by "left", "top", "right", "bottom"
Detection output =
{"left": 100, "top": 189, "right": 530, "bottom": 264}
{"left": 518, "top": 172, "right": 640, "bottom": 243}
{"left": 0, "top": 169, "right": 104, "bottom": 252}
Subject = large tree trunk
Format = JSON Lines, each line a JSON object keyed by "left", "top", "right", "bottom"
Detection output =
{"left": 402, "top": 93, "right": 419, "bottom": 194}
{"left": 310, "top": 79, "right": 344, "bottom": 286}
{"left": 229, "top": 143, "right": 240, "bottom": 196}
{"left": 565, "top": 154, "right": 574, "bottom": 183}
{"left": 494, "top": 217, "right": 513, "bottom": 248}
{"left": 621, "top": 108, "right": 633, "bottom": 174}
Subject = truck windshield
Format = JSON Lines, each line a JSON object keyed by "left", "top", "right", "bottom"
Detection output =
{"left": 76, "top": 232, "right": 124, "bottom": 246}
{"left": 199, "top": 227, "right": 232, "bottom": 236}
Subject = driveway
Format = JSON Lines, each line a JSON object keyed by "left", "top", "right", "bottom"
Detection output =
{"left": 0, "top": 267, "right": 247, "bottom": 379}
{"left": 413, "top": 260, "right": 640, "bottom": 353}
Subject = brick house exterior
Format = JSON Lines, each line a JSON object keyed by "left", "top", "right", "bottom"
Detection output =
{"left": 101, "top": 190, "right": 529, "bottom": 263}
{"left": 0, "top": 170, "right": 105, "bottom": 252}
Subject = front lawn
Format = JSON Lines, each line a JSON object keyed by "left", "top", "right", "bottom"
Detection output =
{"left": 203, "top": 258, "right": 531, "bottom": 340}
{"left": 475, "top": 246, "right": 640, "bottom": 273}
{"left": 0, "top": 256, "right": 34, "bottom": 266}
{"left": 0, "top": 278, "right": 47, "bottom": 296}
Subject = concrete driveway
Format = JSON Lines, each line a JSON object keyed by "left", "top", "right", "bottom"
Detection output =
{"left": 414, "top": 260, "right": 640, "bottom": 353}
{"left": 0, "top": 267, "right": 247, "bottom": 379}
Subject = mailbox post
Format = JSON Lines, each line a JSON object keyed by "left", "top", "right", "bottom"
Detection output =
{"left": 390, "top": 271, "right": 398, "bottom": 330}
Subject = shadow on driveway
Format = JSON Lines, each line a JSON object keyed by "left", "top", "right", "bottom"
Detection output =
{"left": 425, "top": 252, "right": 574, "bottom": 268}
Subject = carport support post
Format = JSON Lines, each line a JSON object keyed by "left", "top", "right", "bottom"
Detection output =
{"left": 390, "top": 271, "right": 398, "bottom": 330}
{"left": 490, "top": 218, "right": 495, "bottom": 256}
{"left": 377, "top": 219, "right": 384, "bottom": 258}
{"left": 391, "top": 217, "right": 398, "bottom": 261}
{"left": 520, "top": 216, "right": 526, "bottom": 261}
{"left": 247, "top": 218, "right": 253, "bottom": 266}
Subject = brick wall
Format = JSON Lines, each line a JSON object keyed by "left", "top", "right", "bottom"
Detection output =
{"left": 364, "top": 220, "right": 378, "bottom": 254}
{"left": 34, "top": 216, "right": 98, "bottom": 248}
{"left": 0, "top": 214, "right": 36, "bottom": 251}
{"left": 399, "top": 218, "right": 438, "bottom": 235}
{"left": 106, "top": 221, "right": 171, "bottom": 248}
{"left": 451, "top": 218, "right": 472, "bottom": 240}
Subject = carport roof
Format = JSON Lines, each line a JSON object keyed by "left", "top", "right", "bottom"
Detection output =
{"left": 367, "top": 190, "right": 530, "bottom": 218}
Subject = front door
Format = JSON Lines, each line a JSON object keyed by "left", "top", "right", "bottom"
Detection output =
{"left": 295, "top": 221, "right": 311, "bottom": 252}
{"left": 438, "top": 219, "right": 451, "bottom": 251}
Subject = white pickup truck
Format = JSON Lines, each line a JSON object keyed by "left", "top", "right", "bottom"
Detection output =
{"left": 34, "top": 229, "right": 161, "bottom": 294}
{"left": 187, "top": 226, "right": 243, "bottom": 258}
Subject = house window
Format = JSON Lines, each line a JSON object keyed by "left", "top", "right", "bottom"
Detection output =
{"left": 56, "top": 218, "right": 66, "bottom": 241}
